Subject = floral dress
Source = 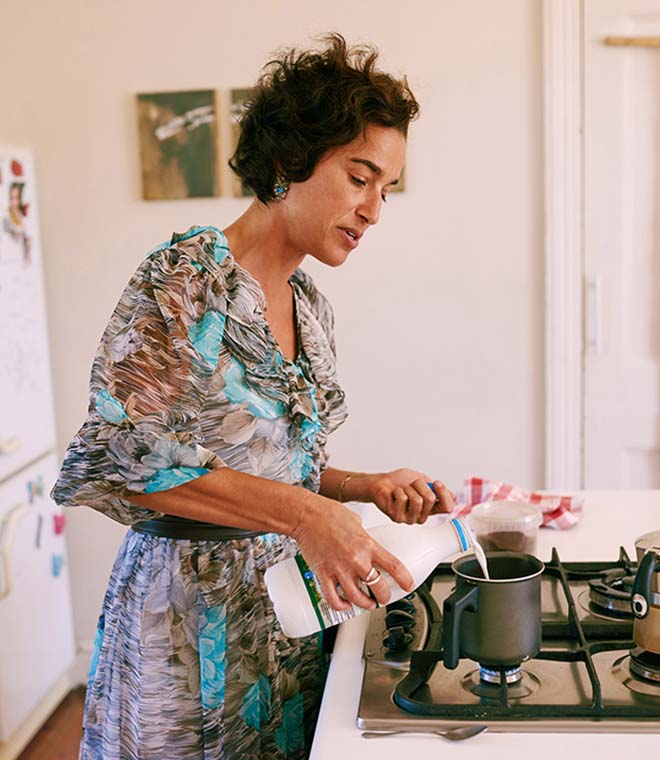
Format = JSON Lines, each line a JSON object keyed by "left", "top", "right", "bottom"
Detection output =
{"left": 51, "top": 225, "right": 348, "bottom": 760}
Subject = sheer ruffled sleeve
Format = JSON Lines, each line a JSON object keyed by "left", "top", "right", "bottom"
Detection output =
{"left": 51, "top": 234, "right": 229, "bottom": 525}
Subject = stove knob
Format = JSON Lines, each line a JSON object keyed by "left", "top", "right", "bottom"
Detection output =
{"left": 387, "top": 597, "right": 416, "bottom": 615}
{"left": 382, "top": 625, "right": 414, "bottom": 651}
{"left": 385, "top": 609, "right": 416, "bottom": 632}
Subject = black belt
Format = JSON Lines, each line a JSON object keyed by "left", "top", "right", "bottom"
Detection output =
{"left": 132, "top": 514, "right": 266, "bottom": 541}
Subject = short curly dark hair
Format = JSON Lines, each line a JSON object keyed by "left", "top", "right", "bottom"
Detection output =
{"left": 228, "top": 33, "right": 420, "bottom": 203}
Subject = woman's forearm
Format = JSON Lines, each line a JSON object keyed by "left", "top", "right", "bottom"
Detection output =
{"left": 128, "top": 465, "right": 424, "bottom": 611}
{"left": 319, "top": 467, "right": 379, "bottom": 503}
{"left": 127, "top": 467, "right": 329, "bottom": 537}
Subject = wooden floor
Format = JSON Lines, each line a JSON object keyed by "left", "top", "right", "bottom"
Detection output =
{"left": 18, "top": 688, "right": 85, "bottom": 760}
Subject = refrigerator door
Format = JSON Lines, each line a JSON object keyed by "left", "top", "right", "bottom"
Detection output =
{"left": 0, "top": 147, "right": 57, "bottom": 482}
{"left": 0, "top": 453, "right": 75, "bottom": 742}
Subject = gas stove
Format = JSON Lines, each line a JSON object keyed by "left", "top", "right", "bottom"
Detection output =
{"left": 357, "top": 548, "right": 660, "bottom": 732}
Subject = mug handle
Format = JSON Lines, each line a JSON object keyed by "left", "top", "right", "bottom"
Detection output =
{"left": 632, "top": 551, "right": 660, "bottom": 619}
{"left": 442, "top": 583, "right": 479, "bottom": 670}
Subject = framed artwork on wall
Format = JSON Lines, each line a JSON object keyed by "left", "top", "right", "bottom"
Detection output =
{"left": 136, "top": 89, "right": 219, "bottom": 200}
{"left": 228, "top": 87, "right": 257, "bottom": 198}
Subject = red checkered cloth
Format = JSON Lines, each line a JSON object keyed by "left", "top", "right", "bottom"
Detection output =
{"left": 451, "top": 477, "right": 583, "bottom": 530}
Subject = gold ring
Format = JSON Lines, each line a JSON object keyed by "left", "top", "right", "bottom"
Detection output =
{"left": 362, "top": 568, "right": 381, "bottom": 586}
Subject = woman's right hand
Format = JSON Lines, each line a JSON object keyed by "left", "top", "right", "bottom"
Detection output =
{"left": 292, "top": 499, "right": 414, "bottom": 612}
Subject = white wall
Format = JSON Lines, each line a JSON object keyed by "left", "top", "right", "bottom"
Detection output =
{"left": 0, "top": 0, "right": 543, "bottom": 654}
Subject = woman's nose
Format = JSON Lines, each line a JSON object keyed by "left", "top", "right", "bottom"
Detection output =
{"left": 358, "top": 195, "right": 382, "bottom": 226}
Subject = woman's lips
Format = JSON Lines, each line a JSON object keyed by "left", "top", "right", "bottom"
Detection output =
{"left": 339, "top": 227, "right": 360, "bottom": 249}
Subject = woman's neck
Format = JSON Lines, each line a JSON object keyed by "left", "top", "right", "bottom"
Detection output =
{"left": 223, "top": 201, "right": 305, "bottom": 301}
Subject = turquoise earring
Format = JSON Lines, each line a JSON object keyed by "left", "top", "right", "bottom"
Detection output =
{"left": 273, "top": 177, "right": 290, "bottom": 199}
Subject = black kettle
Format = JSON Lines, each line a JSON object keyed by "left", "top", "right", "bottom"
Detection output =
{"left": 631, "top": 531, "right": 660, "bottom": 655}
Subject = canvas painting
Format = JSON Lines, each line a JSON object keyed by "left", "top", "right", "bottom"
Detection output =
{"left": 137, "top": 89, "right": 219, "bottom": 200}
{"left": 229, "top": 87, "right": 257, "bottom": 197}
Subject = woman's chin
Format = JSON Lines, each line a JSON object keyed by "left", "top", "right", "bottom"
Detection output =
{"left": 317, "top": 248, "right": 352, "bottom": 268}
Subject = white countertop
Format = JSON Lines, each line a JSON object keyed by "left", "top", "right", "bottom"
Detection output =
{"left": 310, "top": 492, "right": 660, "bottom": 759}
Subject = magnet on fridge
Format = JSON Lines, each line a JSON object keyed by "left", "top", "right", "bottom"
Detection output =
{"left": 53, "top": 513, "right": 66, "bottom": 535}
{"left": 35, "top": 514, "right": 43, "bottom": 548}
{"left": 51, "top": 554, "right": 65, "bottom": 578}
{"left": 27, "top": 477, "right": 45, "bottom": 504}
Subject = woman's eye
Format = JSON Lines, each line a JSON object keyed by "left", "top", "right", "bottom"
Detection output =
{"left": 351, "top": 174, "right": 387, "bottom": 203}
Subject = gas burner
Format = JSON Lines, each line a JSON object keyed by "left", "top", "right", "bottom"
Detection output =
{"left": 612, "top": 651, "right": 660, "bottom": 697}
{"left": 629, "top": 648, "right": 660, "bottom": 684}
{"left": 588, "top": 569, "right": 635, "bottom": 618}
{"left": 461, "top": 667, "right": 540, "bottom": 700}
{"left": 479, "top": 665, "right": 523, "bottom": 685}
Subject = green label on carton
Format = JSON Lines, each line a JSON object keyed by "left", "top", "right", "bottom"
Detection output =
{"left": 294, "top": 554, "right": 365, "bottom": 629}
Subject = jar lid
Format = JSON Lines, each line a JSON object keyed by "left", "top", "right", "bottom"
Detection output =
{"left": 469, "top": 500, "right": 543, "bottom": 531}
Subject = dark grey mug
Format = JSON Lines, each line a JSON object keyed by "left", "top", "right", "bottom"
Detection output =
{"left": 442, "top": 552, "right": 545, "bottom": 669}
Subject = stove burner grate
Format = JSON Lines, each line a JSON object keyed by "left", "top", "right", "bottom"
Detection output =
{"left": 392, "top": 547, "right": 660, "bottom": 720}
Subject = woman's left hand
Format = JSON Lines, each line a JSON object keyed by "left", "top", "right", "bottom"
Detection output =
{"left": 364, "top": 468, "right": 456, "bottom": 524}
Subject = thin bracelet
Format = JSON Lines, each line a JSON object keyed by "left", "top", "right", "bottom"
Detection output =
{"left": 337, "top": 473, "right": 367, "bottom": 503}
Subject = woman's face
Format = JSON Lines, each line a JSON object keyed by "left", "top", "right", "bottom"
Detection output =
{"left": 280, "top": 124, "right": 406, "bottom": 267}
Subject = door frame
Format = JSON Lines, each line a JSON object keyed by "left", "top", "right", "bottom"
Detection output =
{"left": 543, "top": 0, "right": 584, "bottom": 490}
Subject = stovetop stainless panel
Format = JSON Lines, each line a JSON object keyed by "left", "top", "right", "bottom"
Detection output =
{"left": 357, "top": 550, "right": 660, "bottom": 733}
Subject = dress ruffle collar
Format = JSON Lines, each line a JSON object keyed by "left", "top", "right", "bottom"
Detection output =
{"left": 167, "top": 226, "right": 346, "bottom": 436}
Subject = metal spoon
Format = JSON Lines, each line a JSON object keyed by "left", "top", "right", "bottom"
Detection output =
{"left": 362, "top": 724, "right": 487, "bottom": 741}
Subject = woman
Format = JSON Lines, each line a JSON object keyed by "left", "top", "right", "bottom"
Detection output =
{"left": 52, "top": 34, "right": 455, "bottom": 759}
